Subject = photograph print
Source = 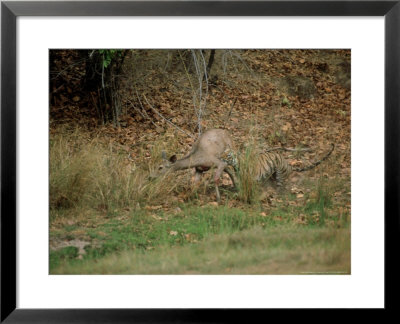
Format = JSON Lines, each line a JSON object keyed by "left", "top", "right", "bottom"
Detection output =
{"left": 49, "top": 49, "right": 351, "bottom": 274}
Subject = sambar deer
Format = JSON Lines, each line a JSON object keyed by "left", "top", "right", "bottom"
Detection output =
{"left": 150, "top": 129, "right": 236, "bottom": 202}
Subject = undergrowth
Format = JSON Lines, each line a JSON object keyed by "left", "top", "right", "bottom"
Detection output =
{"left": 50, "top": 129, "right": 180, "bottom": 212}
{"left": 50, "top": 127, "right": 350, "bottom": 274}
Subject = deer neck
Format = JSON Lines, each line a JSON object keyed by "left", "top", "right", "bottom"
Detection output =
{"left": 170, "top": 154, "right": 200, "bottom": 171}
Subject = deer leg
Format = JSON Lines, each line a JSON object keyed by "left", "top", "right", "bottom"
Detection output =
{"left": 193, "top": 169, "right": 202, "bottom": 185}
{"left": 213, "top": 159, "right": 228, "bottom": 202}
{"left": 224, "top": 167, "right": 237, "bottom": 189}
{"left": 215, "top": 184, "right": 221, "bottom": 202}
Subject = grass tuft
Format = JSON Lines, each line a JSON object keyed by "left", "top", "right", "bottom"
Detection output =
{"left": 236, "top": 142, "right": 261, "bottom": 204}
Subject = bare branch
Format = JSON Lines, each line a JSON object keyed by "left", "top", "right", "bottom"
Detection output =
{"left": 127, "top": 97, "right": 159, "bottom": 129}
{"left": 142, "top": 94, "right": 194, "bottom": 139}
{"left": 199, "top": 49, "right": 209, "bottom": 116}
{"left": 222, "top": 98, "right": 237, "bottom": 129}
{"left": 191, "top": 50, "right": 203, "bottom": 135}
{"left": 265, "top": 147, "right": 312, "bottom": 153}
{"left": 228, "top": 50, "right": 257, "bottom": 78}
{"left": 178, "top": 51, "right": 198, "bottom": 116}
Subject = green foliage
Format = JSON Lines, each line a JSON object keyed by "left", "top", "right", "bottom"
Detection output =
{"left": 281, "top": 96, "right": 292, "bottom": 108}
{"left": 98, "top": 49, "right": 123, "bottom": 68}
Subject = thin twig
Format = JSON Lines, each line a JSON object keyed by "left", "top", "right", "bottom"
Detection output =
{"left": 178, "top": 51, "right": 198, "bottom": 119}
{"left": 50, "top": 57, "right": 87, "bottom": 81}
{"left": 199, "top": 50, "right": 209, "bottom": 132}
{"left": 127, "top": 97, "right": 159, "bottom": 129}
{"left": 50, "top": 84, "right": 65, "bottom": 95}
{"left": 191, "top": 50, "right": 204, "bottom": 135}
{"left": 101, "top": 54, "right": 105, "bottom": 89}
{"left": 142, "top": 94, "right": 194, "bottom": 139}
{"left": 265, "top": 147, "right": 312, "bottom": 153}
{"left": 229, "top": 50, "right": 257, "bottom": 78}
{"left": 222, "top": 98, "right": 237, "bottom": 129}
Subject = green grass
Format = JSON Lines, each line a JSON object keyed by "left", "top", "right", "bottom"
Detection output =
{"left": 50, "top": 206, "right": 260, "bottom": 271}
{"left": 50, "top": 246, "right": 79, "bottom": 270}
{"left": 50, "top": 199, "right": 350, "bottom": 273}
{"left": 51, "top": 225, "right": 350, "bottom": 274}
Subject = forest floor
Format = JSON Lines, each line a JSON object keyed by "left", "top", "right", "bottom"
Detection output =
{"left": 49, "top": 49, "right": 351, "bottom": 274}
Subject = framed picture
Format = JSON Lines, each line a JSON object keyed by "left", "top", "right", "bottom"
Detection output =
{"left": 1, "top": 0, "right": 398, "bottom": 321}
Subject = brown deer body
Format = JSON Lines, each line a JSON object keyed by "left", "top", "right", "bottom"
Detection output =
{"left": 152, "top": 129, "right": 236, "bottom": 202}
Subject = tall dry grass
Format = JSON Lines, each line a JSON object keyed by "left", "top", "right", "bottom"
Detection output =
{"left": 235, "top": 139, "right": 261, "bottom": 204}
{"left": 50, "top": 128, "right": 179, "bottom": 213}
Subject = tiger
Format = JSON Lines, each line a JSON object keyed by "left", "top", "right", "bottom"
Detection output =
{"left": 222, "top": 143, "right": 334, "bottom": 186}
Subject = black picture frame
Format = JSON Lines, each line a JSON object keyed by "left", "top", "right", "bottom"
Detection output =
{"left": 1, "top": 0, "right": 398, "bottom": 322}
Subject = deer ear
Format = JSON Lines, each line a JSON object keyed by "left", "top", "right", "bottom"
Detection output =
{"left": 169, "top": 155, "right": 177, "bottom": 163}
{"left": 161, "top": 151, "right": 167, "bottom": 160}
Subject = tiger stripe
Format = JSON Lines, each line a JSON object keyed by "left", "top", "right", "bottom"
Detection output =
{"left": 222, "top": 143, "right": 334, "bottom": 187}
{"left": 255, "top": 152, "right": 292, "bottom": 186}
